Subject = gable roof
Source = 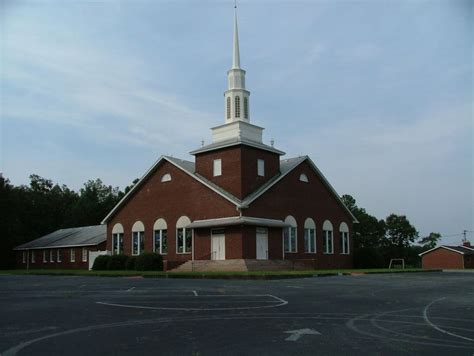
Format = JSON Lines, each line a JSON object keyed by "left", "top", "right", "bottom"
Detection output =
{"left": 14, "top": 225, "right": 106, "bottom": 250}
{"left": 418, "top": 245, "right": 474, "bottom": 256}
{"left": 101, "top": 155, "right": 357, "bottom": 224}
{"left": 101, "top": 156, "right": 243, "bottom": 223}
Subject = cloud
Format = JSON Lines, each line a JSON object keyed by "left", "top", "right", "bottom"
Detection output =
{"left": 2, "top": 28, "right": 215, "bottom": 151}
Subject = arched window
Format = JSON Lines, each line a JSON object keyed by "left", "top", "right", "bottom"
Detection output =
{"left": 304, "top": 218, "right": 316, "bottom": 253}
{"left": 112, "top": 223, "right": 124, "bottom": 255}
{"left": 283, "top": 215, "right": 297, "bottom": 253}
{"left": 235, "top": 96, "right": 241, "bottom": 118}
{"left": 244, "top": 97, "right": 248, "bottom": 119}
{"left": 226, "top": 97, "right": 231, "bottom": 119}
{"left": 161, "top": 173, "right": 171, "bottom": 182}
{"left": 299, "top": 173, "right": 309, "bottom": 183}
{"left": 131, "top": 221, "right": 145, "bottom": 256}
{"left": 176, "top": 216, "right": 192, "bottom": 254}
{"left": 323, "top": 220, "right": 333, "bottom": 254}
{"left": 340, "top": 222, "right": 350, "bottom": 254}
{"left": 153, "top": 218, "right": 168, "bottom": 255}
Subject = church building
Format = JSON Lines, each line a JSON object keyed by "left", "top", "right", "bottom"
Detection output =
{"left": 101, "top": 8, "right": 357, "bottom": 271}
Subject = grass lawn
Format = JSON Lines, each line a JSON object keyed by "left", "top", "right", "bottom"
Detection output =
{"left": 0, "top": 268, "right": 440, "bottom": 279}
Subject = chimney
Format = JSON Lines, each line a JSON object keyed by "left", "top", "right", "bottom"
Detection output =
{"left": 462, "top": 241, "right": 471, "bottom": 248}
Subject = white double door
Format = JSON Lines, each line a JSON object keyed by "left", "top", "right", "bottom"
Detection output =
{"left": 211, "top": 230, "right": 225, "bottom": 260}
{"left": 256, "top": 228, "right": 268, "bottom": 260}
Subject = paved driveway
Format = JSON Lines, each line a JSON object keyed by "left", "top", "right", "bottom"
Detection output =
{"left": 0, "top": 272, "right": 473, "bottom": 355}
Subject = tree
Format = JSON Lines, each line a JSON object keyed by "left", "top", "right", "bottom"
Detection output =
{"left": 419, "top": 232, "right": 441, "bottom": 249}
{"left": 385, "top": 214, "right": 418, "bottom": 249}
{"left": 341, "top": 194, "right": 386, "bottom": 248}
{"left": 65, "top": 179, "right": 122, "bottom": 226}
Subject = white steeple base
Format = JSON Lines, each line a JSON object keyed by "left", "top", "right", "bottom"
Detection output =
{"left": 212, "top": 121, "right": 263, "bottom": 144}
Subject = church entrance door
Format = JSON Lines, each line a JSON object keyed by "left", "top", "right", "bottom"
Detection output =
{"left": 211, "top": 229, "right": 225, "bottom": 260}
{"left": 256, "top": 228, "right": 268, "bottom": 260}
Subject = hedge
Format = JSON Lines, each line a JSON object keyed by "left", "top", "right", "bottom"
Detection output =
{"left": 92, "top": 255, "right": 111, "bottom": 271}
{"left": 107, "top": 255, "right": 128, "bottom": 270}
{"left": 135, "top": 253, "right": 163, "bottom": 271}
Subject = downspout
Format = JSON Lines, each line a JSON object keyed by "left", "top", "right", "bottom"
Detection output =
{"left": 192, "top": 229, "right": 194, "bottom": 272}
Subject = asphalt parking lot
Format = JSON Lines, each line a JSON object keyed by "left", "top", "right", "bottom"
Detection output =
{"left": 0, "top": 272, "right": 473, "bottom": 355}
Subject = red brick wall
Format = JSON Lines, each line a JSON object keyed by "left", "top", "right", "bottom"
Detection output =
{"left": 106, "top": 160, "right": 238, "bottom": 263}
{"left": 15, "top": 242, "right": 106, "bottom": 270}
{"left": 194, "top": 145, "right": 280, "bottom": 199}
{"left": 422, "top": 248, "right": 465, "bottom": 269}
{"left": 245, "top": 160, "right": 354, "bottom": 269}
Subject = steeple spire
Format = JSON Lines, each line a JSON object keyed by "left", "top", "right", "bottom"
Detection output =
{"left": 224, "top": 1, "right": 250, "bottom": 124}
{"left": 232, "top": 4, "right": 241, "bottom": 69}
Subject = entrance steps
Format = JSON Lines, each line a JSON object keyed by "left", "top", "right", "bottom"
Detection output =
{"left": 170, "top": 259, "right": 299, "bottom": 272}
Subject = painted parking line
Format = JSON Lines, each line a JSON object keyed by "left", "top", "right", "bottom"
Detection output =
{"left": 96, "top": 294, "right": 288, "bottom": 311}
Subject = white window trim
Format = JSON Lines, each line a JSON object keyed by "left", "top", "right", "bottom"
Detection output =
{"left": 176, "top": 227, "right": 192, "bottom": 254}
{"left": 22, "top": 252, "right": 26, "bottom": 264}
{"left": 57, "top": 249, "right": 62, "bottom": 263}
{"left": 70, "top": 248, "right": 75, "bottom": 262}
{"left": 304, "top": 228, "right": 317, "bottom": 254}
{"left": 341, "top": 232, "right": 350, "bottom": 254}
{"left": 43, "top": 250, "right": 47, "bottom": 263}
{"left": 299, "top": 173, "right": 309, "bottom": 183}
{"left": 161, "top": 173, "right": 172, "bottom": 182}
{"left": 283, "top": 226, "right": 298, "bottom": 253}
{"left": 82, "top": 248, "right": 88, "bottom": 262}
{"left": 153, "top": 229, "right": 168, "bottom": 255}
{"left": 257, "top": 159, "right": 265, "bottom": 177}
{"left": 213, "top": 159, "right": 222, "bottom": 177}
{"left": 50, "top": 250, "right": 54, "bottom": 263}
{"left": 31, "top": 251, "right": 35, "bottom": 263}
{"left": 131, "top": 231, "right": 144, "bottom": 256}
{"left": 323, "top": 230, "right": 334, "bottom": 254}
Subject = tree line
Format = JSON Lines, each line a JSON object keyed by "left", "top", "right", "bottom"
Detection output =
{"left": 0, "top": 174, "right": 137, "bottom": 269}
{"left": 0, "top": 174, "right": 440, "bottom": 269}
{"left": 341, "top": 195, "right": 441, "bottom": 268}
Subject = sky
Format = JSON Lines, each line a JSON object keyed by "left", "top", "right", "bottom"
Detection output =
{"left": 1, "top": 0, "right": 472, "bottom": 245}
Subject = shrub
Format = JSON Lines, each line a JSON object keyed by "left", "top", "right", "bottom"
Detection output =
{"left": 92, "top": 255, "right": 111, "bottom": 270}
{"left": 125, "top": 256, "right": 137, "bottom": 270}
{"left": 107, "top": 254, "right": 128, "bottom": 270}
{"left": 135, "top": 253, "right": 163, "bottom": 271}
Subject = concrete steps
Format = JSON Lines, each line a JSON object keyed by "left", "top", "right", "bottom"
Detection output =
{"left": 170, "top": 259, "right": 298, "bottom": 272}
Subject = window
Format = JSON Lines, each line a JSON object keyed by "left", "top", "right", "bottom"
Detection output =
{"left": 82, "top": 248, "right": 88, "bottom": 262}
{"left": 323, "top": 220, "right": 334, "bottom": 254}
{"left": 153, "top": 218, "right": 168, "bottom": 254}
{"left": 31, "top": 251, "right": 35, "bottom": 263}
{"left": 243, "top": 97, "right": 248, "bottom": 119}
{"left": 257, "top": 159, "right": 265, "bottom": 177}
{"left": 161, "top": 173, "right": 171, "bottom": 182}
{"left": 299, "top": 173, "right": 309, "bottom": 182}
{"left": 235, "top": 96, "right": 241, "bottom": 118}
{"left": 226, "top": 97, "right": 231, "bottom": 119}
{"left": 43, "top": 250, "right": 47, "bottom": 263}
{"left": 304, "top": 218, "right": 316, "bottom": 253}
{"left": 70, "top": 248, "right": 75, "bottom": 262}
{"left": 283, "top": 216, "right": 297, "bottom": 253}
{"left": 176, "top": 216, "right": 192, "bottom": 254}
{"left": 22, "top": 252, "right": 26, "bottom": 264}
{"left": 50, "top": 250, "right": 54, "bottom": 263}
{"left": 340, "top": 222, "right": 350, "bottom": 254}
{"left": 213, "top": 159, "right": 222, "bottom": 177}
{"left": 132, "top": 221, "right": 145, "bottom": 256}
{"left": 112, "top": 223, "right": 124, "bottom": 255}
{"left": 112, "top": 233, "right": 124, "bottom": 255}
{"left": 57, "top": 249, "right": 62, "bottom": 263}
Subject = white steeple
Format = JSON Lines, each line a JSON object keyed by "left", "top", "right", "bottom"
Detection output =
{"left": 209, "top": 3, "right": 264, "bottom": 145}
{"left": 224, "top": 3, "right": 250, "bottom": 124}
